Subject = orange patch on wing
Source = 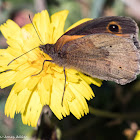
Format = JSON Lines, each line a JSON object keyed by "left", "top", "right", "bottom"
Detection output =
{"left": 54, "top": 35, "right": 85, "bottom": 51}
{"left": 114, "top": 34, "right": 131, "bottom": 37}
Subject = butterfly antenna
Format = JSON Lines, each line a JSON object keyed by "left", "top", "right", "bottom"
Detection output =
{"left": 29, "top": 14, "right": 44, "bottom": 45}
{"left": 8, "top": 15, "right": 44, "bottom": 66}
{"left": 7, "top": 46, "right": 39, "bottom": 66}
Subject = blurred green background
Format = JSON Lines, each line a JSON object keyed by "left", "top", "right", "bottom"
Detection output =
{"left": 1, "top": 0, "right": 140, "bottom": 140}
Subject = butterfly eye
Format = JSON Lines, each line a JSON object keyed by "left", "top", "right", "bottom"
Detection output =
{"left": 58, "top": 51, "right": 64, "bottom": 58}
{"left": 109, "top": 24, "right": 119, "bottom": 32}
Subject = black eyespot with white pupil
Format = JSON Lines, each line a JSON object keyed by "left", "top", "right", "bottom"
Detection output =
{"left": 109, "top": 24, "right": 119, "bottom": 32}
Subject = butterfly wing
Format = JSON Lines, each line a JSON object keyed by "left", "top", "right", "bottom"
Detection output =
{"left": 44, "top": 16, "right": 140, "bottom": 85}
{"left": 64, "top": 16, "right": 137, "bottom": 35}
{"left": 56, "top": 33, "right": 140, "bottom": 85}
{"left": 53, "top": 16, "right": 139, "bottom": 55}
{"left": 64, "top": 16, "right": 139, "bottom": 49}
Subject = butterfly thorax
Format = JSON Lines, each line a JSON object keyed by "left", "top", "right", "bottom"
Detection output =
{"left": 39, "top": 44, "right": 67, "bottom": 67}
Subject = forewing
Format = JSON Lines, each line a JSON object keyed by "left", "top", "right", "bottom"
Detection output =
{"left": 64, "top": 16, "right": 138, "bottom": 36}
{"left": 64, "top": 16, "right": 139, "bottom": 49}
{"left": 61, "top": 34, "right": 140, "bottom": 85}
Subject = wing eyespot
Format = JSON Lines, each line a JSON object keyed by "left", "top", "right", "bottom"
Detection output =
{"left": 106, "top": 21, "right": 122, "bottom": 34}
{"left": 109, "top": 24, "right": 119, "bottom": 32}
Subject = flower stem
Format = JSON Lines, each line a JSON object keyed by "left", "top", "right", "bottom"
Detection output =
{"left": 89, "top": 106, "right": 140, "bottom": 119}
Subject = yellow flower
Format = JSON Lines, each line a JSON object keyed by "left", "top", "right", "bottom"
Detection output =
{"left": 135, "top": 130, "right": 140, "bottom": 140}
{"left": 0, "top": 10, "right": 102, "bottom": 127}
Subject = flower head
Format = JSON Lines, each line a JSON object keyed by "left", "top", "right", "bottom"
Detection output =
{"left": 0, "top": 10, "right": 102, "bottom": 127}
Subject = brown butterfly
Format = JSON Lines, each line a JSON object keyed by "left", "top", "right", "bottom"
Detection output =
{"left": 39, "top": 16, "right": 140, "bottom": 85}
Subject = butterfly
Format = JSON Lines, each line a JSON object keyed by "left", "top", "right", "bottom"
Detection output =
{"left": 39, "top": 16, "right": 140, "bottom": 85}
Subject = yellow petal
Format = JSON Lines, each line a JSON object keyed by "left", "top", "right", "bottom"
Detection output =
{"left": 11, "top": 77, "right": 30, "bottom": 93}
{"left": 37, "top": 74, "right": 53, "bottom": 105}
{"left": 33, "top": 10, "right": 51, "bottom": 44}
{"left": 50, "top": 78, "right": 70, "bottom": 119}
{"left": 0, "top": 71, "right": 17, "bottom": 88}
{"left": 12, "top": 66, "right": 38, "bottom": 83}
{"left": 68, "top": 95, "right": 89, "bottom": 119}
{"left": 51, "top": 10, "right": 69, "bottom": 43}
{"left": 68, "top": 80, "right": 94, "bottom": 100}
{"left": 22, "top": 90, "right": 43, "bottom": 127}
{"left": 16, "top": 88, "right": 32, "bottom": 113}
{"left": 0, "top": 20, "right": 21, "bottom": 40}
{"left": 66, "top": 18, "right": 92, "bottom": 32}
{"left": 5, "top": 90, "right": 17, "bottom": 118}
{"left": 79, "top": 73, "right": 102, "bottom": 87}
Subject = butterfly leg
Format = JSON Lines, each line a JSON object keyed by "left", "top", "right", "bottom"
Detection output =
{"left": 32, "top": 60, "right": 53, "bottom": 76}
{"left": 61, "top": 67, "right": 66, "bottom": 106}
